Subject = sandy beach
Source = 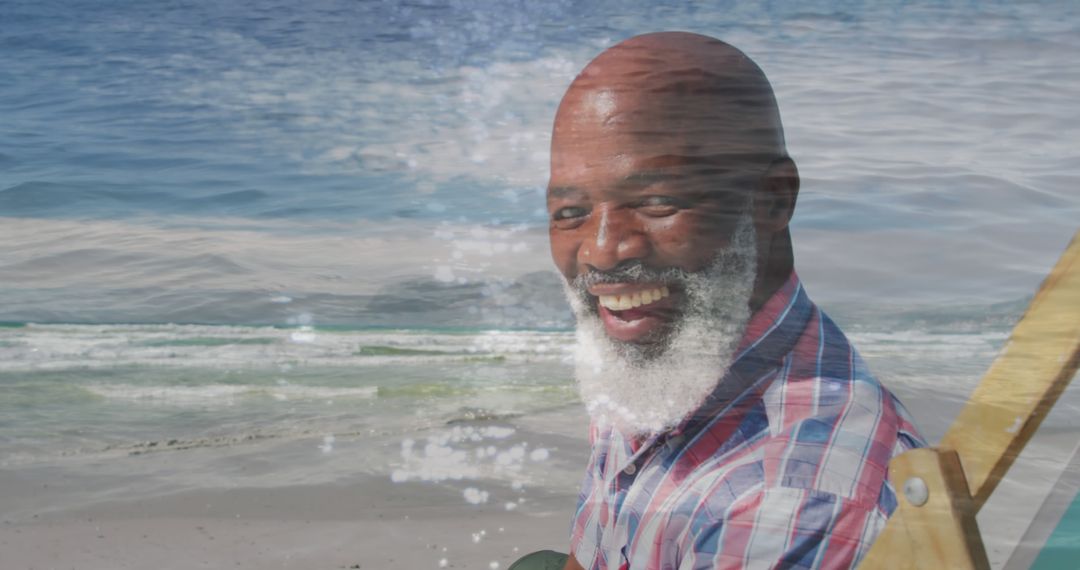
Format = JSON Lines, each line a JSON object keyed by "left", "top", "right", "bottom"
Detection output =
{"left": 2, "top": 324, "right": 1077, "bottom": 570}
{"left": 1, "top": 474, "right": 574, "bottom": 570}
{"left": 1, "top": 407, "right": 592, "bottom": 570}
{"left": 4, "top": 386, "right": 1079, "bottom": 570}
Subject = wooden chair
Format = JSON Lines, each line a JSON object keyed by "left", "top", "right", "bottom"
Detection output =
{"left": 860, "top": 231, "right": 1080, "bottom": 569}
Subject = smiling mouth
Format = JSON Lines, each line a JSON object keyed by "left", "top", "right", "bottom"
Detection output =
{"left": 596, "top": 285, "right": 671, "bottom": 312}
{"left": 585, "top": 283, "right": 680, "bottom": 344}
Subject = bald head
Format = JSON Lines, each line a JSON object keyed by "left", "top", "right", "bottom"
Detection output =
{"left": 554, "top": 32, "right": 788, "bottom": 175}
{"left": 547, "top": 32, "right": 800, "bottom": 313}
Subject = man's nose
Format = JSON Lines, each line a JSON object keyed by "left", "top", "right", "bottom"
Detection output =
{"left": 579, "top": 205, "right": 651, "bottom": 271}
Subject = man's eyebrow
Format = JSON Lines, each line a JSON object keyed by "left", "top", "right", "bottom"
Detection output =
{"left": 547, "top": 185, "right": 585, "bottom": 199}
{"left": 617, "top": 164, "right": 742, "bottom": 190}
{"left": 616, "top": 171, "right": 686, "bottom": 189}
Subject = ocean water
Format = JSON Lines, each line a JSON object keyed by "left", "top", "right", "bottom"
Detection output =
{"left": 0, "top": 320, "right": 1017, "bottom": 470}
{"left": 2, "top": 0, "right": 1078, "bottom": 326}
{"left": 0, "top": 324, "right": 577, "bottom": 465}
{"left": 4, "top": 318, "right": 1079, "bottom": 569}
{"left": 2, "top": 0, "right": 1079, "bottom": 566}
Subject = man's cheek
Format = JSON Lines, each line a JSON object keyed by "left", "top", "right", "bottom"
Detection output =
{"left": 549, "top": 240, "right": 577, "bottom": 279}
{"left": 569, "top": 250, "right": 593, "bottom": 281}
{"left": 646, "top": 219, "right": 703, "bottom": 261}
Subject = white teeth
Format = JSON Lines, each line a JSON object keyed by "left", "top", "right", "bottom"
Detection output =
{"left": 597, "top": 286, "right": 671, "bottom": 311}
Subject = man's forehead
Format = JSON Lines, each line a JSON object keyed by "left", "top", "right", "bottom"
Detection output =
{"left": 548, "top": 166, "right": 700, "bottom": 192}
{"left": 559, "top": 82, "right": 709, "bottom": 122}
{"left": 554, "top": 86, "right": 781, "bottom": 160}
{"left": 547, "top": 163, "right": 754, "bottom": 202}
{"left": 576, "top": 89, "right": 619, "bottom": 122}
{"left": 550, "top": 139, "right": 769, "bottom": 179}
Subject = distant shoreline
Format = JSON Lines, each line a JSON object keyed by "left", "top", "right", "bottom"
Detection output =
{"left": 0, "top": 321, "right": 576, "bottom": 333}
{"left": 0, "top": 295, "right": 1028, "bottom": 333}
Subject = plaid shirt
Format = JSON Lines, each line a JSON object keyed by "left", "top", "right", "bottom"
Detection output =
{"left": 570, "top": 273, "right": 924, "bottom": 570}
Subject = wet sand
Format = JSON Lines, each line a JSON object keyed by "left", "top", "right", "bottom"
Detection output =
{"left": 1, "top": 474, "right": 575, "bottom": 570}
{"left": 0, "top": 408, "right": 591, "bottom": 570}
{"left": 0, "top": 438, "right": 582, "bottom": 570}
{"left": 3, "top": 385, "right": 1077, "bottom": 570}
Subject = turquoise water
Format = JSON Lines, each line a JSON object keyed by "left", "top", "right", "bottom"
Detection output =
{"left": 1031, "top": 493, "right": 1080, "bottom": 569}
{"left": 0, "top": 324, "right": 579, "bottom": 462}
{"left": 0, "top": 322, "right": 1012, "bottom": 464}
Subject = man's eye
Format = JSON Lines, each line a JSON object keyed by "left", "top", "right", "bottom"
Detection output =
{"left": 638, "top": 196, "right": 680, "bottom": 216}
{"left": 552, "top": 206, "right": 588, "bottom": 221}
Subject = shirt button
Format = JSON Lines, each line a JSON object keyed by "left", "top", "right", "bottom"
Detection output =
{"left": 623, "top": 464, "right": 637, "bottom": 475}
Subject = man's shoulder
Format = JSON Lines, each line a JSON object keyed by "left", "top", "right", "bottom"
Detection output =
{"left": 756, "top": 337, "right": 924, "bottom": 507}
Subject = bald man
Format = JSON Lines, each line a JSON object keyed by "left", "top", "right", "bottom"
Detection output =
{"left": 510, "top": 33, "right": 924, "bottom": 570}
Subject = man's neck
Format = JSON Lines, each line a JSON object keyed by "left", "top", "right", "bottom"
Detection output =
{"left": 750, "top": 229, "right": 795, "bottom": 313}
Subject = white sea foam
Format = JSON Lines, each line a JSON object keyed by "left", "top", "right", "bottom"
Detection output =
{"left": 319, "top": 434, "right": 335, "bottom": 454}
{"left": 0, "top": 319, "right": 1015, "bottom": 470}
{"left": 463, "top": 487, "right": 489, "bottom": 504}
{"left": 0, "top": 323, "right": 572, "bottom": 372}
{"left": 85, "top": 383, "right": 378, "bottom": 405}
{"left": 388, "top": 424, "right": 556, "bottom": 487}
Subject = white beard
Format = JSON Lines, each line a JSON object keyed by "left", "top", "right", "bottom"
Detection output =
{"left": 564, "top": 214, "right": 758, "bottom": 438}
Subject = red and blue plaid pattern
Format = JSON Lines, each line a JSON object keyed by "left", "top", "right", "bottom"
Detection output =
{"left": 570, "top": 273, "right": 924, "bottom": 570}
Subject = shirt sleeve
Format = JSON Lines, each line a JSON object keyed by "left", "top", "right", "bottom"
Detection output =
{"left": 680, "top": 486, "right": 889, "bottom": 570}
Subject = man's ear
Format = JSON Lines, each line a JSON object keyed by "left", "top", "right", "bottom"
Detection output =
{"left": 755, "top": 156, "right": 800, "bottom": 232}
